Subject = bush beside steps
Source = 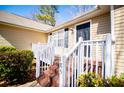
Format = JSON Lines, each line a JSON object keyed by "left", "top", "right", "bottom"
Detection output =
{"left": 77, "top": 73, "right": 124, "bottom": 87}
{"left": 0, "top": 46, "right": 35, "bottom": 86}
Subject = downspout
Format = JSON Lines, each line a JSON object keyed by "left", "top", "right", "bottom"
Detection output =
{"left": 110, "top": 5, "right": 116, "bottom": 76}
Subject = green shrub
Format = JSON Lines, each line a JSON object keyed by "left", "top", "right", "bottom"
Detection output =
{"left": 120, "top": 73, "right": 124, "bottom": 80}
{"left": 0, "top": 50, "right": 34, "bottom": 84}
{"left": 0, "top": 46, "right": 16, "bottom": 53}
{"left": 105, "top": 76, "right": 124, "bottom": 87}
{"left": 77, "top": 73, "right": 124, "bottom": 87}
{"left": 77, "top": 73, "right": 104, "bottom": 87}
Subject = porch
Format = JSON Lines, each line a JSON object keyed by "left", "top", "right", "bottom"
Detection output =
{"left": 32, "top": 33, "right": 114, "bottom": 87}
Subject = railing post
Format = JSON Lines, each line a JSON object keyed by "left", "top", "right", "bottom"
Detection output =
{"left": 48, "top": 35, "right": 51, "bottom": 44}
{"left": 77, "top": 37, "right": 83, "bottom": 76}
{"left": 59, "top": 55, "right": 66, "bottom": 87}
{"left": 79, "top": 37, "right": 83, "bottom": 42}
{"left": 105, "top": 33, "right": 112, "bottom": 78}
{"left": 36, "top": 44, "right": 41, "bottom": 78}
{"left": 36, "top": 54, "right": 40, "bottom": 78}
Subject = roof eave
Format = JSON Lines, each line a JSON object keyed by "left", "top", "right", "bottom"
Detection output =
{"left": 0, "top": 21, "right": 49, "bottom": 33}
{"left": 0, "top": 11, "right": 53, "bottom": 33}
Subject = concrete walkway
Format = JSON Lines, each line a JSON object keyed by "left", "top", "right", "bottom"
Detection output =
{"left": 18, "top": 80, "right": 40, "bottom": 87}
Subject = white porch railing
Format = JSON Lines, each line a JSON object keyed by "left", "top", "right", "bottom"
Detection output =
{"left": 32, "top": 42, "right": 55, "bottom": 78}
{"left": 32, "top": 34, "right": 112, "bottom": 87}
{"left": 59, "top": 34, "right": 112, "bottom": 87}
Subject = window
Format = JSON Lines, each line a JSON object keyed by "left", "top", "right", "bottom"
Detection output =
{"left": 76, "top": 22, "right": 90, "bottom": 41}
{"left": 50, "top": 29, "right": 68, "bottom": 48}
{"left": 58, "top": 30, "right": 64, "bottom": 47}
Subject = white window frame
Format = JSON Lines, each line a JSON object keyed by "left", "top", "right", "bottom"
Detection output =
{"left": 75, "top": 20, "right": 92, "bottom": 41}
{"left": 50, "top": 29, "right": 65, "bottom": 48}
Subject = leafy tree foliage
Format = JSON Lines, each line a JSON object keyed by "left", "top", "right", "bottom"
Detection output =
{"left": 36, "top": 5, "right": 59, "bottom": 26}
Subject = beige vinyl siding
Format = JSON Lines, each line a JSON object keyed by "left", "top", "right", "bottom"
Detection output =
{"left": 49, "top": 13, "right": 111, "bottom": 58}
{"left": 49, "top": 13, "right": 111, "bottom": 48}
{"left": 68, "top": 13, "right": 111, "bottom": 48}
{"left": 114, "top": 6, "right": 124, "bottom": 75}
{"left": 91, "top": 13, "right": 111, "bottom": 40}
{"left": 0, "top": 24, "right": 48, "bottom": 50}
{"left": 91, "top": 13, "right": 111, "bottom": 61}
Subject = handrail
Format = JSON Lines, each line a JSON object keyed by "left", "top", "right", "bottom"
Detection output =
{"left": 81, "top": 39, "right": 105, "bottom": 43}
{"left": 64, "top": 37, "right": 105, "bottom": 59}
{"left": 65, "top": 39, "right": 82, "bottom": 59}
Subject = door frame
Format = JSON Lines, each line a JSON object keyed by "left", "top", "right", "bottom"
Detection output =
{"left": 74, "top": 20, "right": 92, "bottom": 42}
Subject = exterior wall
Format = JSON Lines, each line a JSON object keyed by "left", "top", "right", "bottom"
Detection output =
{"left": 114, "top": 6, "right": 124, "bottom": 75}
{"left": 65, "top": 13, "right": 110, "bottom": 48}
{"left": 0, "top": 34, "right": 12, "bottom": 46}
{"left": 0, "top": 24, "right": 48, "bottom": 50}
{"left": 68, "top": 13, "right": 110, "bottom": 60}
{"left": 91, "top": 13, "right": 111, "bottom": 61}
{"left": 91, "top": 13, "right": 111, "bottom": 40}
{"left": 50, "top": 13, "right": 111, "bottom": 57}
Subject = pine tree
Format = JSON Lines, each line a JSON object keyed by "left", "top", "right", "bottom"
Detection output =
{"left": 36, "top": 5, "right": 59, "bottom": 26}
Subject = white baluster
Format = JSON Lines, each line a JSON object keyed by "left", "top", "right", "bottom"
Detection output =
{"left": 96, "top": 42, "right": 98, "bottom": 75}
{"left": 82, "top": 44, "right": 84, "bottom": 74}
{"left": 71, "top": 54, "right": 74, "bottom": 87}
{"left": 68, "top": 57, "right": 70, "bottom": 87}
{"left": 74, "top": 51, "right": 77, "bottom": 87}
{"left": 36, "top": 45, "right": 40, "bottom": 78}
{"left": 59, "top": 55, "right": 66, "bottom": 87}
{"left": 86, "top": 43, "right": 89, "bottom": 74}
{"left": 102, "top": 41, "right": 105, "bottom": 78}
{"left": 90, "top": 42, "right": 93, "bottom": 73}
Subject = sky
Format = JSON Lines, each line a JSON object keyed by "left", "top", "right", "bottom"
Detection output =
{"left": 0, "top": 5, "right": 94, "bottom": 26}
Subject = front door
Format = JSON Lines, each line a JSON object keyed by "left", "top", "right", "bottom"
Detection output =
{"left": 76, "top": 22, "right": 90, "bottom": 57}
